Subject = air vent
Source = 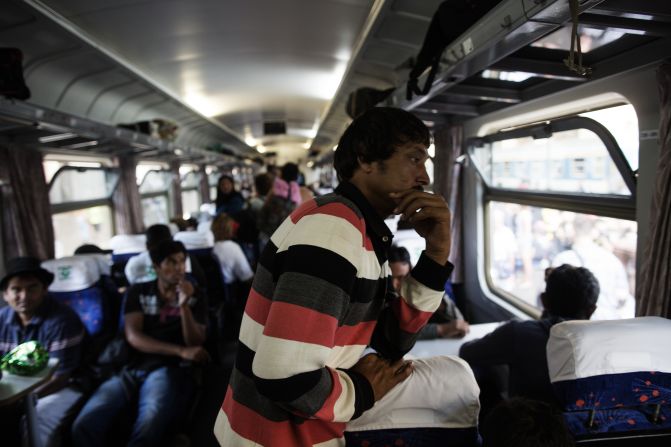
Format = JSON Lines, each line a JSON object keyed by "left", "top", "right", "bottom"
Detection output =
{"left": 263, "top": 121, "right": 286, "bottom": 135}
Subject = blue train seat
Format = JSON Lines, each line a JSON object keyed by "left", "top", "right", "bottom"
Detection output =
{"left": 345, "top": 356, "right": 481, "bottom": 446}
{"left": 547, "top": 317, "right": 671, "bottom": 442}
{"left": 42, "top": 256, "right": 110, "bottom": 338}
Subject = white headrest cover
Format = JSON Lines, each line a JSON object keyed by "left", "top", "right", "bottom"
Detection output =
{"left": 547, "top": 317, "right": 671, "bottom": 383}
{"left": 346, "top": 356, "right": 480, "bottom": 431}
{"left": 174, "top": 231, "right": 213, "bottom": 249}
{"left": 42, "top": 256, "right": 101, "bottom": 292}
{"left": 110, "top": 234, "right": 146, "bottom": 254}
{"left": 73, "top": 253, "right": 111, "bottom": 276}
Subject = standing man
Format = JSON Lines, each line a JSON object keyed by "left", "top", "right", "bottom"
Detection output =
{"left": 0, "top": 257, "right": 86, "bottom": 447}
{"left": 215, "top": 107, "right": 453, "bottom": 446}
{"left": 72, "top": 240, "right": 210, "bottom": 447}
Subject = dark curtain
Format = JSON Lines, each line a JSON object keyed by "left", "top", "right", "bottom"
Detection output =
{"left": 637, "top": 61, "right": 671, "bottom": 318}
{"left": 433, "top": 124, "right": 464, "bottom": 282}
{"left": 113, "top": 155, "right": 144, "bottom": 234}
{"left": 0, "top": 144, "right": 55, "bottom": 260}
{"left": 169, "top": 160, "right": 183, "bottom": 219}
{"left": 199, "top": 165, "right": 211, "bottom": 204}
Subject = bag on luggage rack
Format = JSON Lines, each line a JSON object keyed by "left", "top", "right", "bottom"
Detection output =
{"left": 0, "top": 48, "right": 31, "bottom": 100}
{"left": 406, "top": 0, "right": 502, "bottom": 101}
{"left": 346, "top": 87, "right": 395, "bottom": 119}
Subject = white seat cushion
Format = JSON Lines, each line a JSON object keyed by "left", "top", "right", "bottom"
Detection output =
{"left": 547, "top": 317, "right": 671, "bottom": 383}
{"left": 346, "top": 355, "right": 480, "bottom": 431}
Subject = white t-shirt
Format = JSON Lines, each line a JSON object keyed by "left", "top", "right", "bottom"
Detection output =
{"left": 212, "top": 240, "right": 254, "bottom": 284}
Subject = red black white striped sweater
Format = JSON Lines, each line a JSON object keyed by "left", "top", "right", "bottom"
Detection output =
{"left": 214, "top": 182, "right": 452, "bottom": 446}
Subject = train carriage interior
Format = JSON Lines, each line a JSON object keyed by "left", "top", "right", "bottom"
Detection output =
{"left": 1, "top": 0, "right": 670, "bottom": 445}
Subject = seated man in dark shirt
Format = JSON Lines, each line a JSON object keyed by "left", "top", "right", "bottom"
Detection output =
{"left": 72, "top": 240, "right": 210, "bottom": 447}
{"left": 459, "top": 264, "right": 599, "bottom": 405}
{"left": 389, "top": 246, "right": 469, "bottom": 339}
{"left": 0, "top": 257, "right": 86, "bottom": 447}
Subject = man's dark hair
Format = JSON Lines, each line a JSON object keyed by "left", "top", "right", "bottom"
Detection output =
{"left": 145, "top": 224, "right": 172, "bottom": 251}
{"left": 544, "top": 264, "right": 599, "bottom": 319}
{"left": 481, "top": 398, "right": 574, "bottom": 447}
{"left": 333, "top": 107, "right": 430, "bottom": 181}
{"left": 254, "top": 173, "right": 273, "bottom": 196}
{"left": 281, "top": 163, "right": 299, "bottom": 183}
{"left": 388, "top": 246, "right": 411, "bottom": 265}
{"left": 149, "top": 240, "right": 187, "bottom": 266}
{"left": 74, "top": 244, "right": 106, "bottom": 255}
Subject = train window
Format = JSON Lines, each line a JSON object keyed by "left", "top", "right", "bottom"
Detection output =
{"left": 136, "top": 163, "right": 165, "bottom": 185}
{"left": 53, "top": 206, "right": 114, "bottom": 258}
{"left": 139, "top": 170, "right": 172, "bottom": 194}
{"left": 471, "top": 122, "right": 632, "bottom": 195}
{"left": 142, "top": 196, "right": 170, "bottom": 228}
{"left": 580, "top": 104, "right": 639, "bottom": 171}
{"left": 48, "top": 167, "right": 119, "bottom": 258}
{"left": 473, "top": 108, "right": 637, "bottom": 320}
{"left": 139, "top": 170, "right": 172, "bottom": 227}
{"left": 181, "top": 171, "right": 203, "bottom": 217}
{"left": 487, "top": 202, "right": 636, "bottom": 320}
{"left": 49, "top": 167, "right": 119, "bottom": 204}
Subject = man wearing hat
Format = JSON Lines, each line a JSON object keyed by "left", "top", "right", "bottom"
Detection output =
{"left": 0, "top": 256, "right": 86, "bottom": 446}
{"left": 72, "top": 240, "right": 210, "bottom": 447}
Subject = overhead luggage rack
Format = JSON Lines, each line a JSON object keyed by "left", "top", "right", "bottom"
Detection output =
{"left": 383, "top": 0, "right": 671, "bottom": 124}
{"left": 0, "top": 97, "right": 238, "bottom": 164}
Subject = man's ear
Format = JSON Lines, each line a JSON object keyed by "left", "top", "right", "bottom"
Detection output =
{"left": 357, "top": 157, "right": 373, "bottom": 174}
{"left": 586, "top": 304, "right": 597, "bottom": 319}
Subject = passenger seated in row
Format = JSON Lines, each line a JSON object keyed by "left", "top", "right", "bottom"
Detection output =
{"left": 211, "top": 213, "right": 254, "bottom": 286}
{"left": 0, "top": 257, "right": 86, "bottom": 447}
{"left": 481, "top": 397, "right": 573, "bottom": 447}
{"left": 124, "top": 224, "right": 204, "bottom": 286}
{"left": 215, "top": 175, "right": 245, "bottom": 216}
{"left": 389, "top": 245, "right": 470, "bottom": 339}
{"left": 459, "top": 264, "right": 599, "bottom": 405}
{"left": 72, "top": 240, "right": 210, "bottom": 447}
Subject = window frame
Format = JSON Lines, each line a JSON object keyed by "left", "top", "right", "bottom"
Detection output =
{"left": 139, "top": 169, "right": 173, "bottom": 221}
{"left": 49, "top": 166, "right": 120, "bottom": 214}
{"left": 180, "top": 170, "right": 204, "bottom": 216}
{"left": 468, "top": 114, "right": 638, "bottom": 316}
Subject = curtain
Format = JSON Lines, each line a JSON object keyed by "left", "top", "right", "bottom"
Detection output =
{"left": 199, "top": 165, "right": 211, "bottom": 204}
{"left": 112, "top": 155, "right": 144, "bottom": 234}
{"left": 637, "top": 61, "right": 671, "bottom": 318}
{"left": 433, "top": 124, "right": 465, "bottom": 282}
{"left": 169, "top": 160, "right": 183, "bottom": 219}
{"left": 0, "top": 145, "right": 55, "bottom": 260}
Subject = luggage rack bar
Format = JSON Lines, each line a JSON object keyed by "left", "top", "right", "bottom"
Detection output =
{"left": 0, "top": 97, "right": 240, "bottom": 165}
{"left": 384, "top": 0, "right": 607, "bottom": 111}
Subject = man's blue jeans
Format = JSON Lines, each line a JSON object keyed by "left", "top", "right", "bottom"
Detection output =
{"left": 72, "top": 366, "right": 195, "bottom": 447}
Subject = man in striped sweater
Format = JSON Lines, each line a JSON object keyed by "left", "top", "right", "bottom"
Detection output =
{"left": 215, "top": 107, "right": 453, "bottom": 446}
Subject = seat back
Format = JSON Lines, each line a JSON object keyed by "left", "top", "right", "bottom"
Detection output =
{"left": 345, "top": 356, "right": 481, "bottom": 446}
{"left": 42, "top": 256, "right": 107, "bottom": 337}
{"left": 110, "top": 234, "right": 146, "bottom": 286}
{"left": 547, "top": 317, "right": 671, "bottom": 440}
